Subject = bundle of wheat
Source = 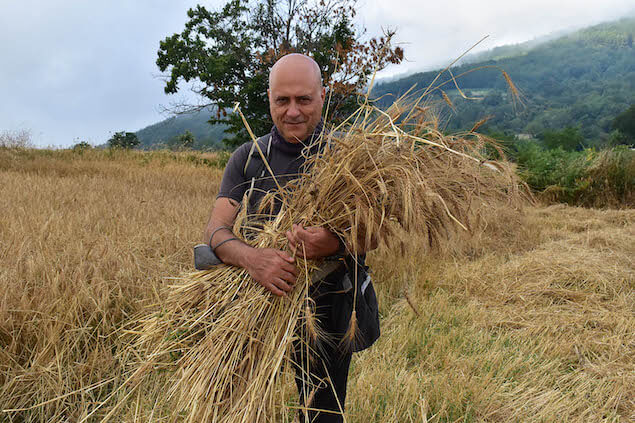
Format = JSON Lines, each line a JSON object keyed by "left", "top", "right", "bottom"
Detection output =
{"left": 116, "top": 97, "right": 525, "bottom": 422}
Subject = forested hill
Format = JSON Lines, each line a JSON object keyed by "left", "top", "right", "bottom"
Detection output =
{"left": 135, "top": 108, "right": 227, "bottom": 150}
{"left": 373, "top": 17, "right": 635, "bottom": 144}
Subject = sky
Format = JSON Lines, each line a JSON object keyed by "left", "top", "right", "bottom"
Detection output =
{"left": 1, "top": 0, "right": 633, "bottom": 148}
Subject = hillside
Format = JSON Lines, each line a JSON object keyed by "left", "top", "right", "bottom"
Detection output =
{"left": 373, "top": 17, "right": 635, "bottom": 144}
{"left": 135, "top": 107, "right": 228, "bottom": 150}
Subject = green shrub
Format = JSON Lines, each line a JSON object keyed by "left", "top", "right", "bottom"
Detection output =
{"left": 515, "top": 142, "right": 634, "bottom": 207}
{"left": 72, "top": 141, "right": 92, "bottom": 153}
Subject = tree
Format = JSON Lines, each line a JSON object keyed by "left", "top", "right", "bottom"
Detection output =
{"left": 157, "top": 0, "right": 403, "bottom": 148}
{"left": 542, "top": 127, "right": 585, "bottom": 151}
{"left": 72, "top": 141, "right": 92, "bottom": 152}
{"left": 179, "top": 130, "right": 196, "bottom": 149}
{"left": 168, "top": 130, "right": 196, "bottom": 150}
{"left": 108, "top": 132, "right": 140, "bottom": 149}
{"left": 612, "top": 104, "right": 635, "bottom": 144}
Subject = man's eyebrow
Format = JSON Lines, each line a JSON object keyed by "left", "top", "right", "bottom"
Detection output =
{"left": 274, "top": 95, "right": 289, "bottom": 100}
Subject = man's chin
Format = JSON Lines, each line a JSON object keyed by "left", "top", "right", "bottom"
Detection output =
{"left": 280, "top": 126, "right": 309, "bottom": 143}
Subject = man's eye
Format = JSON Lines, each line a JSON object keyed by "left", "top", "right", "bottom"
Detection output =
{"left": 276, "top": 98, "right": 288, "bottom": 105}
{"left": 299, "top": 98, "right": 312, "bottom": 105}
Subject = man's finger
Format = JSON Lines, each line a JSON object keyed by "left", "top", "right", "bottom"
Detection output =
{"left": 280, "top": 262, "right": 299, "bottom": 277}
{"left": 279, "top": 270, "right": 297, "bottom": 285}
{"left": 276, "top": 250, "right": 295, "bottom": 263}
{"left": 304, "top": 226, "right": 322, "bottom": 233}
{"left": 272, "top": 278, "right": 292, "bottom": 293}
{"left": 294, "top": 225, "right": 312, "bottom": 242}
{"left": 266, "top": 282, "right": 286, "bottom": 297}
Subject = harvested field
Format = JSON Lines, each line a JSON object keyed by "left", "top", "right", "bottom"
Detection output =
{"left": 1, "top": 148, "right": 633, "bottom": 422}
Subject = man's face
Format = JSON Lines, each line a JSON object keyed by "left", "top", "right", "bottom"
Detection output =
{"left": 268, "top": 61, "right": 325, "bottom": 143}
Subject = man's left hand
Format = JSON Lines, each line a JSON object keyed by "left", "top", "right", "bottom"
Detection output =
{"left": 286, "top": 224, "right": 340, "bottom": 259}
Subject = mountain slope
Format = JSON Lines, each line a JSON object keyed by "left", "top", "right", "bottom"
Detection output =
{"left": 135, "top": 108, "right": 228, "bottom": 150}
{"left": 373, "top": 17, "right": 635, "bottom": 143}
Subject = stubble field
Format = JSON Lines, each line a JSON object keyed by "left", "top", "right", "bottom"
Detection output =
{"left": 1, "top": 148, "right": 633, "bottom": 422}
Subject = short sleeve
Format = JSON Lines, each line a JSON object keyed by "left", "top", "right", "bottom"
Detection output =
{"left": 216, "top": 143, "right": 252, "bottom": 203}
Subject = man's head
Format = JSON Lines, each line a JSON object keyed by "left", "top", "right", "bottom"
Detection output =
{"left": 268, "top": 54, "right": 325, "bottom": 143}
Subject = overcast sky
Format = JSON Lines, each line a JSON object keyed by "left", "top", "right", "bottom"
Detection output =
{"left": 1, "top": 0, "right": 633, "bottom": 148}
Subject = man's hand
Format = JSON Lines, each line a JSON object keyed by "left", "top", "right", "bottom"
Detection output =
{"left": 244, "top": 248, "right": 298, "bottom": 297}
{"left": 286, "top": 224, "right": 340, "bottom": 259}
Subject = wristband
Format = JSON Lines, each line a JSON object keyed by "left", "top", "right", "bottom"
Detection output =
{"left": 211, "top": 237, "right": 239, "bottom": 252}
{"left": 208, "top": 225, "right": 233, "bottom": 247}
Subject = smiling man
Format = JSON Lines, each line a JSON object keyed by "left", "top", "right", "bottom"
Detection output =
{"left": 202, "top": 53, "right": 380, "bottom": 422}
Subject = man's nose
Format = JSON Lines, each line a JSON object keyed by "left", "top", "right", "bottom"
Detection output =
{"left": 286, "top": 101, "right": 300, "bottom": 118}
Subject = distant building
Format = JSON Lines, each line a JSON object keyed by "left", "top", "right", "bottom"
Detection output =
{"left": 516, "top": 133, "right": 533, "bottom": 140}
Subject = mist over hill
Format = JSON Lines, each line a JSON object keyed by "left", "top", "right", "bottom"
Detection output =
{"left": 373, "top": 16, "right": 635, "bottom": 145}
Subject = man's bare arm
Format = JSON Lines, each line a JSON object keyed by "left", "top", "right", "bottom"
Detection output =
{"left": 203, "top": 197, "right": 298, "bottom": 296}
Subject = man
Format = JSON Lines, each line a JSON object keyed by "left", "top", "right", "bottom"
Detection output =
{"left": 203, "top": 53, "right": 379, "bottom": 422}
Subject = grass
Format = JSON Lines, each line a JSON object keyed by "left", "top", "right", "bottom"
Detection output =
{"left": 0, "top": 147, "right": 633, "bottom": 422}
{"left": 512, "top": 144, "right": 634, "bottom": 207}
{"left": 354, "top": 205, "right": 634, "bottom": 422}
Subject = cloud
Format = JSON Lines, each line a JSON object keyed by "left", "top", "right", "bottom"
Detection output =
{"left": 0, "top": 0, "right": 213, "bottom": 147}
{"left": 362, "top": 0, "right": 635, "bottom": 76}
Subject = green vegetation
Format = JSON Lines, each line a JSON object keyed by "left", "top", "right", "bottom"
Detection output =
{"left": 612, "top": 103, "right": 635, "bottom": 144}
{"left": 135, "top": 107, "right": 229, "bottom": 150}
{"left": 504, "top": 141, "right": 634, "bottom": 207}
{"left": 108, "top": 131, "right": 140, "bottom": 149}
{"left": 167, "top": 130, "right": 196, "bottom": 151}
{"left": 374, "top": 17, "right": 635, "bottom": 145}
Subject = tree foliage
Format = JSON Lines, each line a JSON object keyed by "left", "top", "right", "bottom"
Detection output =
{"left": 612, "top": 104, "right": 635, "bottom": 144}
{"left": 157, "top": 0, "right": 403, "bottom": 148}
{"left": 108, "top": 132, "right": 140, "bottom": 149}
{"left": 168, "top": 130, "right": 196, "bottom": 150}
{"left": 542, "top": 127, "right": 585, "bottom": 151}
{"left": 0, "top": 129, "right": 32, "bottom": 148}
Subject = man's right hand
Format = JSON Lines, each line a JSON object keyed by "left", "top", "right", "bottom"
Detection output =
{"left": 203, "top": 198, "right": 298, "bottom": 297}
{"left": 244, "top": 248, "right": 298, "bottom": 297}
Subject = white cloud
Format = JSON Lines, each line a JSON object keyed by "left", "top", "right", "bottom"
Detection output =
{"left": 361, "top": 0, "right": 635, "bottom": 76}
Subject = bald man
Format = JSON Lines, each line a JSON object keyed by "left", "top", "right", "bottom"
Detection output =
{"left": 203, "top": 53, "right": 379, "bottom": 422}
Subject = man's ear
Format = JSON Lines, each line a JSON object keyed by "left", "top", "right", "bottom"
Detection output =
{"left": 320, "top": 86, "right": 326, "bottom": 101}
{"left": 267, "top": 88, "right": 271, "bottom": 101}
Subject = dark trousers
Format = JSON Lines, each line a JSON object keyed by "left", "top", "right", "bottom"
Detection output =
{"left": 292, "top": 279, "right": 353, "bottom": 422}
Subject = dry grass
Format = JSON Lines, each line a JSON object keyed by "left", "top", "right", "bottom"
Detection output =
{"left": 1, "top": 147, "right": 633, "bottom": 422}
{"left": 353, "top": 205, "right": 634, "bottom": 422}
{"left": 0, "top": 148, "right": 223, "bottom": 421}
